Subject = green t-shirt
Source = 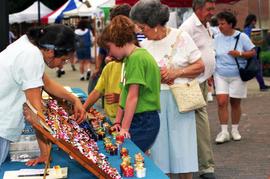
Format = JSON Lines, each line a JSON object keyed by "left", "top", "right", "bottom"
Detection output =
{"left": 95, "top": 61, "right": 122, "bottom": 120}
{"left": 120, "top": 48, "right": 160, "bottom": 113}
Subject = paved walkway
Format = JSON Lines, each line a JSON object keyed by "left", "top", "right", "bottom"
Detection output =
{"left": 46, "top": 64, "right": 270, "bottom": 179}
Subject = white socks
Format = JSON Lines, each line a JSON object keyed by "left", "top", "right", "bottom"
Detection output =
{"left": 231, "top": 124, "right": 239, "bottom": 132}
{"left": 221, "top": 125, "right": 228, "bottom": 133}
{"left": 221, "top": 124, "right": 239, "bottom": 133}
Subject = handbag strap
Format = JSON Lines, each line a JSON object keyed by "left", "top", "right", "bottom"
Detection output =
{"left": 166, "top": 30, "right": 182, "bottom": 68}
{"left": 233, "top": 33, "right": 241, "bottom": 70}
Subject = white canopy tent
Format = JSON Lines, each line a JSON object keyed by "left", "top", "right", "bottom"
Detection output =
{"left": 9, "top": 1, "right": 52, "bottom": 24}
{"left": 87, "top": 0, "right": 115, "bottom": 8}
{"left": 63, "top": 3, "right": 104, "bottom": 18}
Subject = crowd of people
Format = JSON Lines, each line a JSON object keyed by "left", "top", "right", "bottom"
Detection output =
{"left": 0, "top": 0, "right": 268, "bottom": 179}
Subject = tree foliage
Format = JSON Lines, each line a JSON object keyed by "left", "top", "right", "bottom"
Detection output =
{"left": 9, "top": 0, "right": 67, "bottom": 14}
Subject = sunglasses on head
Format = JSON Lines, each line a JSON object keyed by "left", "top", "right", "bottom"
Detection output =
{"left": 39, "top": 44, "right": 74, "bottom": 58}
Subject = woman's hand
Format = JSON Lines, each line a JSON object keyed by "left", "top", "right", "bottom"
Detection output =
{"left": 160, "top": 67, "right": 177, "bottom": 85}
{"left": 119, "top": 128, "right": 131, "bottom": 139}
{"left": 228, "top": 50, "right": 241, "bottom": 57}
{"left": 105, "top": 93, "right": 120, "bottom": 104}
{"left": 160, "top": 67, "right": 173, "bottom": 85}
{"left": 73, "top": 99, "right": 86, "bottom": 124}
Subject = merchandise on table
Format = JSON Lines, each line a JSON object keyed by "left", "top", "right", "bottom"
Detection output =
{"left": 135, "top": 153, "right": 146, "bottom": 178}
{"left": 43, "top": 99, "right": 121, "bottom": 179}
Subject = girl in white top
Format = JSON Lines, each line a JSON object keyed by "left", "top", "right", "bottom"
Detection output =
{"left": 0, "top": 24, "right": 85, "bottom": 167}
{"left": 130, "top": 1, "right": 205, "bottom": 178}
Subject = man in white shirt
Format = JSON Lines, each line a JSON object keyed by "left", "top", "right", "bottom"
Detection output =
{"left": 180, "top": 1, "right": 216, "bottom": 179}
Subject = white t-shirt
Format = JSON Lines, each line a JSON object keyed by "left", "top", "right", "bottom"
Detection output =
{"left": 141, "top": 28, "right": 201, "bottom": 90}
{"left": 0, "top": 35, "right": 45, "bottom": 141}
{"left": 215, "top": 31, "right": 255, "bottom": 77}
{"left": 180, "top": 13, "right": 216, "bottom": 83}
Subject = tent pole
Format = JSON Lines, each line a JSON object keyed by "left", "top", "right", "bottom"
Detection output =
{"left": 0, "top": 0, "right": 9, "bottom": 51}
{"left": 38, "top": 0, "right": 41, "bottom": 25}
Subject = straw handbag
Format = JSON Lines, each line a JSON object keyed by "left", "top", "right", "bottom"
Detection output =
{"left": 169, "top": 80, "right": 206, "bottom": 112}
{"left": 166, "top": 30, "right": 206, "bottom": 113}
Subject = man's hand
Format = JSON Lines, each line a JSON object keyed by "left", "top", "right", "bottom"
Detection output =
{"left": 105, "top": 93, "right": 120, "bottom": 104}
{"left": 208, "top": 76, "right": 214, "bottom": 87}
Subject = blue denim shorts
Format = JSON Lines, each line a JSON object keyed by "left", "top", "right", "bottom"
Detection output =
{"left": 129, "top": 111, "right": 160, "bottom": 152}
{"left": 0, "top": 137, "right": 10, "bottom": 166}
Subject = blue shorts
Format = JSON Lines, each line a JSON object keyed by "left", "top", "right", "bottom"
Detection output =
{"left": 129, "top": 111, "right": 160, "bottom": 152}
{"left": 0, "top": 137, "right": 10, "bottom": 166}
{"left": 76, "top": 47, "right": 91, "bottom": 60}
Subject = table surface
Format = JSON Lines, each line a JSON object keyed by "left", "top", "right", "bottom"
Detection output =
{"left": 1, "top": 140, "right": 168, "bottom": 179}
{"left": 0, "top": 88, "right": 168, "bottom": 179}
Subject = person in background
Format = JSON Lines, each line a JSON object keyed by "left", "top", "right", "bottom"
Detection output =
{"left": 89, "top": 4, "right": 132, "bottom": 94}
{"left": 75, "top": 19, "right": 93, "bottom": 81}
{"left": 214, "top": 12, "right": 256, "bottom": 144}
{"left": 0, "top": 24, "right": 85, "bottom": 167}
{"left": 179, "top": 0, "right": 216, "bottom": 178}
{"left": 130, "top": 1, "right": 205, "bottom": 178}
{"left": 9, "top": 30, "right": 16, "bottom": 44}
{"left": 103, "top": 15, "right": 161, "bottom": 153}
{"left": 244, "top": 14, "right": 270, "bottom": 91}
{"left": 83, "top": 58, "right": 122, "bottom": 122}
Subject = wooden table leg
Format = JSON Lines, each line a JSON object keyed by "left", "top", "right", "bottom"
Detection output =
{"left": 43, "top": 142, "right": 52, "bottom": 179}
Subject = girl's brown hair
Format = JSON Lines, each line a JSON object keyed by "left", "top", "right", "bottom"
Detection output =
{"left": 98, "top": 15, "right": 136, "bottom": 49}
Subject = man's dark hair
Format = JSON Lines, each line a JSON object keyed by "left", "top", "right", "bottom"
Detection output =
{"left": 110, "top": 3, "right": 131, "bottom": 20}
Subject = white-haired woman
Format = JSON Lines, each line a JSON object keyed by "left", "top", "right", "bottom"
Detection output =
{"left": 130, "top": 1, "right": 205, "bottom": 178}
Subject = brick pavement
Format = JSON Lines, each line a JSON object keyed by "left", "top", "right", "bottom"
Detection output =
{"left": 46, "top": 64, "right": 270, "bottom": 179}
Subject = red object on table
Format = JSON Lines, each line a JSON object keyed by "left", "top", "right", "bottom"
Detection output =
{"left": 116, "top": 135, "right": 125, "bottom": 143}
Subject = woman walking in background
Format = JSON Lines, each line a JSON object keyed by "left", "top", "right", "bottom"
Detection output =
{"left": 75, "top": 19, "right": 93, "bottom": 81}
{"left": 244, "top": 14, "right": 270, "bottom": 91}
{"left": 214, "top": 12, "right": 256, "bottom": 144}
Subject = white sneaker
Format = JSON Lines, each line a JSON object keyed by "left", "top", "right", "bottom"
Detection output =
{"left": 231, "top": 130, "right": 241, "bottom": 141}
{"left": 207, "top": 92, "right": 213, "bottom": 102}
{"left": 215, "top": 131, "right": 230, "bottom": 144}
